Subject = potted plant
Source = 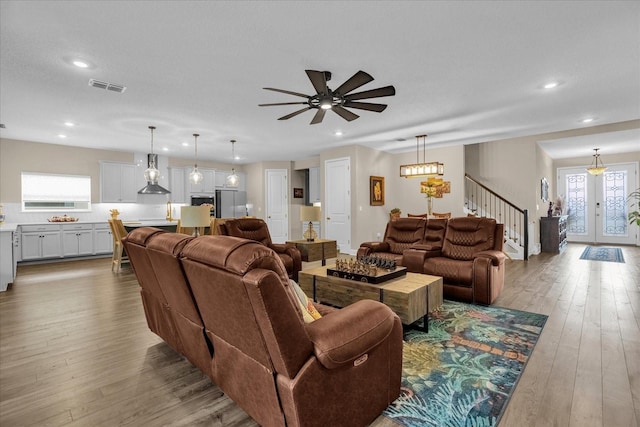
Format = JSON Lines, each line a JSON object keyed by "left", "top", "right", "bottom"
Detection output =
{"left": 390, "top": 208, "right": 401, "bottom": 221}
{"left": 628, "top": 188, "right": 640, "bottom": 226}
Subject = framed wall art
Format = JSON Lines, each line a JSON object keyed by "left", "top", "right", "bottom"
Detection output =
{"left": 370, "top": 176, "right": 385, "bottom": 206}
{"left": 293, "top": 188, "right": 304, "bottom": 199}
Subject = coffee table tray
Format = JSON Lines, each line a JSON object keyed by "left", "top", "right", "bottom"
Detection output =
{"left": 326, "top": 266, "right": 407, "bottom": 284}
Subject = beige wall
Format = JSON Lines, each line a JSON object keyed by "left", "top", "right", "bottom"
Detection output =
{"left": 0, "top": 138, "right": 132, "bottom": 203}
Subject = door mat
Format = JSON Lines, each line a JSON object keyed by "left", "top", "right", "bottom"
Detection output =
{"left": 579, "top": 246, "right": 625, "bottom": 263}
{"left": 384, "top": 300, "right": 547, "bottom": 427}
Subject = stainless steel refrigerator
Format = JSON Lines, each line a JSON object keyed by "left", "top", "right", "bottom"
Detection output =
{"left": 215, "top": 190, "right": 247, "bottom": 218}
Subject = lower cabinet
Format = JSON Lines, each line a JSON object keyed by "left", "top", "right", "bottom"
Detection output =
{"left": 93, "top": 223, "right": 113, "bottom": 254}
{"left": 62, "top": 224, "right": 94, "bottom": 257}
{"left": 20, "top": 222, "right": 115, "bottom": 263}
{"left": 21, "top": 225, "right": 63, "bottom": 261}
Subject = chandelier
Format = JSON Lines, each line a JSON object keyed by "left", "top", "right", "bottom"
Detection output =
{"left": 586, "top": 148, "right": 607, "bottom": 176}
{"left": 399, "top": 134, "right": 444, "bottom": 178}
{"left": 226, "top": 139, "right": 239, "bottom": 188}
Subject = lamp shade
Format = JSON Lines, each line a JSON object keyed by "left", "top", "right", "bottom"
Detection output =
{"left": 300, "top": 206, "right": 321, "bottom": 222}
{"left": 180, "top": 205, "right": 211, "bottom": 228}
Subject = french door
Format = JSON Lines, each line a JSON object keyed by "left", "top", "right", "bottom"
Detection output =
{"left": 558, "top": 162, "right": 638, "bottom": 245}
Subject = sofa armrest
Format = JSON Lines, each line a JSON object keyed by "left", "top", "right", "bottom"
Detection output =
{"left": 269, "top": 243, "right": 302, "bottom": 281}
{"left": 305, "top": 299, "right": 398, "bottom": 370}
{"left": 360, "top": 241, "right": 390, "bottom": 253}
{"left": 473, "top": 250, "right": 506, "bottom": 266}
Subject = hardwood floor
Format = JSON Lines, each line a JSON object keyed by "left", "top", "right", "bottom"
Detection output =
{"left": 0, "top": 243, "right": 638, "bottom": 426}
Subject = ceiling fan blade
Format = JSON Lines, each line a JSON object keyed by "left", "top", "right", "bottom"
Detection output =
{"left": 333, "top": 70, "right": 374, "bottom": 96}
{"left": 263, "top": 87, "right": 310, "bottom": 98}
{"left": 343, "top": 101, "right": 387, "bottom": 112}
{"left": 310, "top": 109, "right": 326, "bottom": 125}
{"left": 305, "top": 70, "right": 328, "bottom": 95}
{"left": 259, "top": 102, "right": 309, "bottom": 107}
{"left": 278, "top": 107, "right": 312, "bottom": 120}
{"left": 332, "top": 106, "right": 359, "bottom": 122}
{"left": 345, "top": 85, "right": 396, "bottom": 101}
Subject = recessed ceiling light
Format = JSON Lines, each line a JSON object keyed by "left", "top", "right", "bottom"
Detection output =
{"left": 181, "top": 142, "right": 189, "bottom": 147}
{"left": 543, "top": 82, "right": 559, "bottom": 89}
{"left": 581, "top": 117, "right": 595, "bottom": 123}
{"left": 334, "top": 130, "right": 343, "bottom": 136}
{"left": 162, "top": 147, "right": 169, "bottom": 151}
{"left": 234, "top": 156, "right": 240, "bottom": 160}
{"left": 64, "top": 122, "right": 75, "bottom": 127}
{"left": 58, "top": 134, "right": 67, "bottom": 138}
{"left": 72, "top": 60, "right": 89, "bottom": 68}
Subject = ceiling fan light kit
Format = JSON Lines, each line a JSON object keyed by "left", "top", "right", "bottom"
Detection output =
{"left": 259, "top": 69, "right": 396, "bottom": 124}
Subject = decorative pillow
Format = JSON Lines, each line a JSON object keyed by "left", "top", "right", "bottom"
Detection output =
{"left": 289, "top": 279, "right": 322, "bottom": 323}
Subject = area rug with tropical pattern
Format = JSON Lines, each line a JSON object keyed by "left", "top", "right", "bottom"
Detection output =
{"left": 384, "top": 300, "right": 548, "bottom": 427}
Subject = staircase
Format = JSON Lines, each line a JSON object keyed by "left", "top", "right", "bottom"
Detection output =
{"left": 464, "top": 173, "right": 529, "bottom": 260}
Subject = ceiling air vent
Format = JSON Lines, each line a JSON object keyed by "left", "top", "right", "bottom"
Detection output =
{"left": 88, "top": 79, "right": 127, "bottom": 93}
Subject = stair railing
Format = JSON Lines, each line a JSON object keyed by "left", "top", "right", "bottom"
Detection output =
{"left": 464, "top": 173, "right": 529, "bottom": 260}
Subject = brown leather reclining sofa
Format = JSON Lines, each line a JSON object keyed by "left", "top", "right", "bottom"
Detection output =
{"left": 358, "top": 216, "right": 506, "bottom": 305}
{"left": 123, "top": 228, "right": 402, "bottom": 427}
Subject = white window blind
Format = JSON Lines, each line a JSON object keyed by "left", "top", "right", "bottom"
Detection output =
{"left": 22, "top": 172, "right": 91, "bottom": 211}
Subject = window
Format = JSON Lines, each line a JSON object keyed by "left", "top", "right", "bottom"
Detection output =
{"left": 22, "top": 172, "right": 91, "bottom": 211}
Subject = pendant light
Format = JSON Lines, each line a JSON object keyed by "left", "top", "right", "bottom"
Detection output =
{"left": 138, "top": 126, "right": 170, "bottom": 194}
{"left": 144, "top": 126, "right": 160, "bottom": 183}
{"left": 226, "top": 139, "right": 239, "bottom": 188}
{"left": 586, "top": 148, "right": 607, "bottom": 176}
{"left": 189, "top": 133, "right": 204, "bottom": 184}
{"left": 399, "top": 134, "right": 444, "bottom": 178}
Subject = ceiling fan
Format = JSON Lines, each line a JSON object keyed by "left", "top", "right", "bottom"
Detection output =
{"left": 259, "top": 70, "right": 396, "bottom": 125}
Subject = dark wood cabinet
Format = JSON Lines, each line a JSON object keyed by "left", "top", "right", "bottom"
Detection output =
{"left": 540, "top": 215, "right": 568, "bottom": 253}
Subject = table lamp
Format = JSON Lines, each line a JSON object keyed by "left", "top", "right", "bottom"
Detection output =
{"left": 300, "top": 205, "right": 321, "bottom": 241}
{"left": 180, "top": 205, "right": 210, "bottom": 236}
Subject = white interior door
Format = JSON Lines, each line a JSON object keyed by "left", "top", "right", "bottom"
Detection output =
{"left": 265, "top": 169, "right": 288, "bottom": 243}
{"left": 559, "top": 162, "right": 638, "bottom": 245}
{"left": 325, "top": 157, "right": 351, "bottom": 253}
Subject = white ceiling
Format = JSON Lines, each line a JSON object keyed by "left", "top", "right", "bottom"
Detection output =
{"left": 1, "top": 1, "right": 639, "bottom": 164}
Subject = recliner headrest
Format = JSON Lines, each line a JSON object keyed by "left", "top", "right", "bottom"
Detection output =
{"left": 125, "top": 227, "right": 166, "bottom": 245}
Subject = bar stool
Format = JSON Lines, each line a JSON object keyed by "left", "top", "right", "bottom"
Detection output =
{"left": 108, "top": 219, "right": 130, "bottom": 272}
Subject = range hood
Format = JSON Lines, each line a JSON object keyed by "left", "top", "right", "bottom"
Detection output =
{"left": 138, "top": 154, "right": 171, "bottom": 195}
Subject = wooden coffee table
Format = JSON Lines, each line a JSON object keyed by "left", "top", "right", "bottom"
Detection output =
{"left": 298, "top": 265, "right": 443, "bottom": 331}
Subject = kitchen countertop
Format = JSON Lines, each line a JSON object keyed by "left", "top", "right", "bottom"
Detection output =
{"left": 0, "top": 220, "right": 178, "bottom": 231}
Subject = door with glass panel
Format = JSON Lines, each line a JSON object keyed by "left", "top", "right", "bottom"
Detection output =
{"left": 558, "top": 163, "right": 638, "bottom": 245}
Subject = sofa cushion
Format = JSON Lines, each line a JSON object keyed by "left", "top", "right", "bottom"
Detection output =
{"left": 289, "top": 279, "right": 322, "bottom": 323}
{"left": 423, "top": 257, "right": 473, "bottom": 286}
{"left": 442, "top": 217, "right": 497, "bottom": 261}
{"left": 385, "top": 218, "right": 427, "bottom": 255}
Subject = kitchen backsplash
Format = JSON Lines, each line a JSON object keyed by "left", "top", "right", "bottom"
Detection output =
{"left": 0, "top": 202, "right": 188, "bottom": 224}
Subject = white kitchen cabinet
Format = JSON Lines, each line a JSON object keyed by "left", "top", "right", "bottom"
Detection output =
{"left": 21, "top": 225, "right": 62, "bottom": 261}
{"left": 0, "top": 228, "right": 16, "bottom": 291}
{"left": 100, "top": 162, "right": 137, "bottom": 202}
{"left": 189, "top": 168, "right": 215, "bottom": 194}
{"left": 94, "top": 223, "right": 113, "bottom": 254}
{"left": 62, "top": 224, "right": 94, "bottom": 257}
{"left": 169, "top": 167, "right": 187, "bottom": 203}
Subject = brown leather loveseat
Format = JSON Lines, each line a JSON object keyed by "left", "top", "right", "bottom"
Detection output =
{"left": 123, "top": 228, "right": 403, "bottom": 427}
{"left": 403, "top": 217, "right": 506, "bottom": 305}
{"left": 357, "top": 216, "right": 506, "bottom": 305}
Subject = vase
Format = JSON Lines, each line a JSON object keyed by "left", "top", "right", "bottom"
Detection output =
{"left": 427, "top": 197, "right": 433, "bottom": 215}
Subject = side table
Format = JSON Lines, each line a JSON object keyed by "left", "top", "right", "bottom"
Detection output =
{"left": 286, "top": 239, "right": 337, "bottom": 266}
